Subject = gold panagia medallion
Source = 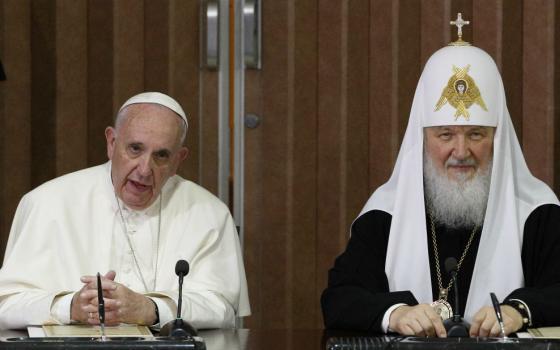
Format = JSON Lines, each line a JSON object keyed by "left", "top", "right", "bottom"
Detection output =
{"left": 434, "top": 65, "right": 487, "bottom": 121}
{"left": 430, "top": 299, "right": 453, "bottom": 321}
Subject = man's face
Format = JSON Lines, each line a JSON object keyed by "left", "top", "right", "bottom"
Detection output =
{"left": 105, "top": 104, "right": 188, "bottom": 210}
{"left": 424, "top": 125, "right": 494, "bottom": 182}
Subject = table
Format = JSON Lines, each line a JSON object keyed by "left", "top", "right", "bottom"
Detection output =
{"left": 197, "top": 329, "right": 560, "bottom": 350}
{"left": 1, "top": 329, "right": 560, "bottom": 350}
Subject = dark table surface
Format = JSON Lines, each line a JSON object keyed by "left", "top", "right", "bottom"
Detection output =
{"left": 0, "top": 328, "right": 559, "bottom": 350}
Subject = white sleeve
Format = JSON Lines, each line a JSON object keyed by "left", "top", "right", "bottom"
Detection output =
{"left": 0, "top": 291, "right": 62, "bottom": 329}
{"left": 381, "top": 303, "right": 407, "bottom": 333}
{"left": 50, "top": 293, "right": 74, "bottom": 324}
{"left": 149, "top": 296, "right": 175, "bottom": 329}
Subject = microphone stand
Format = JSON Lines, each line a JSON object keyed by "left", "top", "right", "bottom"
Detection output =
{"left": 160, "top": 260, "right": 197, "bottom": 338}
{"left": 443, "top": 270, "right": 470, "bottom": 337}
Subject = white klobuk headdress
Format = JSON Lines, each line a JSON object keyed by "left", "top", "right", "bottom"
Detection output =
{"left": 358, "top": 41, "right": 559, "bottom": 321}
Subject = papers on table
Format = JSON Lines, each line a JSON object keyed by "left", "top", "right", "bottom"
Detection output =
{"left": 27, "top": 325, "right": 153, "bottom": 338}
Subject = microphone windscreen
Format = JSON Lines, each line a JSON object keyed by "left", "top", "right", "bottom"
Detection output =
{"left": 175, "top": 260, "right": 190, "bottom": 276}
{"left": 444, "top": 257, "right": 458, "bottom": 274}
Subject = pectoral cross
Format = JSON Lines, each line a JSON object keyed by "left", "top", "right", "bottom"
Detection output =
{"left": 450, "top": 13, "right": 470, "bottom": 41}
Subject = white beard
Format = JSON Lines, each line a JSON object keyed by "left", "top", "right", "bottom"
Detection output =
{"left": 423, "top": 151, "right": 492, "bottom": 229}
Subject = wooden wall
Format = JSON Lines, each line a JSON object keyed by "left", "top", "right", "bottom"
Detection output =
{"left": 242, "top": 0, "right": 560, "bottom": 330}
{"left": 0, "top": 0, "right": 559, "bottom": 332}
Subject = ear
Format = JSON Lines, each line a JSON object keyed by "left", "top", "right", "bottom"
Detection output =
{"left": 105, "top": 127, "right": 117, "bottom": 160}
{"left": 170, "top": 147, "right": 189, "bottom": 175}
{"left": 177, "top": 146, "right": 189, "bottom": 162}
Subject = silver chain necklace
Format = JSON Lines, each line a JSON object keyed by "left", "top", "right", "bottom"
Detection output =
{"left": 115, "top": 194, "right": 161, "bottom": 292}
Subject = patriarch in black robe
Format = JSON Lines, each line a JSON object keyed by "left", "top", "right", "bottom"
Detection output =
{"left": 321, "top": 33, "right": 560, "bottom": 338}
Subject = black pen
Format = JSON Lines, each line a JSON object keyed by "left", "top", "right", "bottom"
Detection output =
{"left": 97, "top": 272, "right": 107, "bottom": 341}
{"left": 490, "top": 292, "right": 506, "bottom": 339}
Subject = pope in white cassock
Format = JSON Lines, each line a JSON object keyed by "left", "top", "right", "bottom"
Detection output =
{"left": 0, "top": 92, "right": 250, "bottom": 330}
{"left": 322, "top": 21, "right": 560, "bottom": 337}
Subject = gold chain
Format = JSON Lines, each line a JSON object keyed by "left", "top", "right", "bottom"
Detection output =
{"left": 430, "top": 212, "right": 478, "bottom": 300}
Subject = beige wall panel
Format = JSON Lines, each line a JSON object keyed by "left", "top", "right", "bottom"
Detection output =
{"left": 290, "top": 0, "right": 318, "bottom": 329}
{"left": 169, "top": 0, "right": 200, "bottom": 182}
{"left": 56, "top": 0, "right": 88, "bottom": 175}
{"left": 87, "top": 0, "right": 114, "bottom": 165}
{"left": 501, "top": 2, "right": 523, "bottom": 136}
{"left": 473, "top": 0, "right": 501, "bottom": 63}
{"left": 316, "top": 0, "right": 370, "bottom": 329}
{"left": 316, "top": 0, "right": 344, "bottom": 330}
{"left": 144, "top": 0, "right": 169, "bottom": 93}
{"left": 369, "top": 0, "right": 397, "bottom": 192}
{"left": 317, "top": 0, "right": 344, "bottom": 255}
{"left": 113, "top": 0, "right": 144, "bottom": 108}
{"left": 31, "top": 0, "right": 57, "bottom": 186}
{"left": 252, "top": 0, "right": 292, "bottom": 329}
{"left": 243, "top": 68, "right": 263, "bottom": 328}
{"left": 397, "top": 1, "right": 422, "bottom": 141}
{"left": 522, "top": 0, "right": 555, "bottom": 186}
{"left": 421, "top": 0, "right": 449, "bottom": 66}
{"left": 198, "top": 70, "right": 219, "bottom": 194}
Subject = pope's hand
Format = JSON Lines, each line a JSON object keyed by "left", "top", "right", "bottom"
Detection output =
{"left": 389, "top": 304, "right": 447, "bottom": 337}
{"left": 71, "top": 271, "right": 157, "bottom": 326}
{"left": 71, "top": 270, "right": 116, "bottom": 324}
{"left": 469, "top": 305, "right": 523, "bottom": 337}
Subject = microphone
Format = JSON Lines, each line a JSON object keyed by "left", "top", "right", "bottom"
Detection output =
{"left": 442, "top": 257, "right": 470, "bottom": 337}
{"left": 444, "top": 257, "right": 458, "bottom": 278}
{"left": 159, "top": 260, "right": 198, "bottom": 338}
{"left": 175, "top": 260, "right": 189, "bottom": 320}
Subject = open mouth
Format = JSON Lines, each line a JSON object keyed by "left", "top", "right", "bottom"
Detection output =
{"left": 127, "top": 179, "right": 151, "bottom": 192}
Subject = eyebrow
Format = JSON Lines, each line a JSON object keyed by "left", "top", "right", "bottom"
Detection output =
{"left": 154, "top": 149, "right": 171, "bottom": 156}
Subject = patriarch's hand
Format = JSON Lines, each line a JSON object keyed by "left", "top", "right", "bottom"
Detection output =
{"left": 469, "top": 305, "right": 523, "bottom": 337}
{"left": 389, "top": 304, "right": 447, "bottom": 338}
